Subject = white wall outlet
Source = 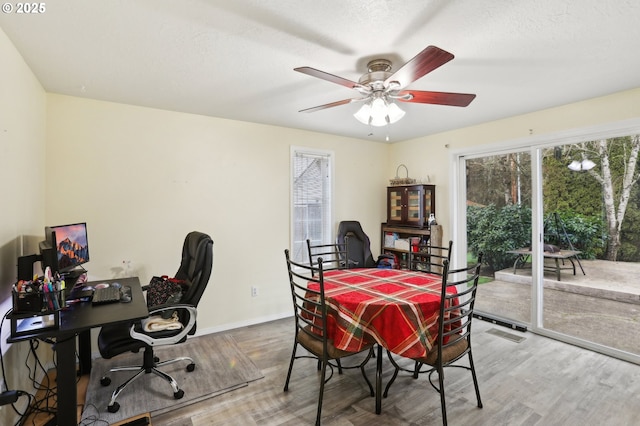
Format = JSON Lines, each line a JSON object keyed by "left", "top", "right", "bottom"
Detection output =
{"left": 251, "top": 286, "right": 258, "bottom": 297}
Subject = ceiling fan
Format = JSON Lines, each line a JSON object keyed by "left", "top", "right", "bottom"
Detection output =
{"left": 294, "top": 45, "right": 476, "bottom": 127}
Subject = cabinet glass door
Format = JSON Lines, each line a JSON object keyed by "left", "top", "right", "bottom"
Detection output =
{"left": 388, "top": 188, "right": 404, "bottom": 223}
{"left": 422, "top": 186, "right": 434, "bottom": 217}
{"left": 405, "top": 186, "right": 423, "bottom": 226}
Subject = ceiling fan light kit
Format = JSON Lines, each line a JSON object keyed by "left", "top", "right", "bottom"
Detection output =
{"left": 353, "top": 94, "right": 406, "bottom": 127}
{"left": 295, "top": 45, "right": 476, "bottom": 129}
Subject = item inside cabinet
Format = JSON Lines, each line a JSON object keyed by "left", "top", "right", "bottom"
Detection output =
{"left": 380, "top": 223, "right": 442, "bottom": 270}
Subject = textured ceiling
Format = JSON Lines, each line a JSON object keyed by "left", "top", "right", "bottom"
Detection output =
{"left": 1, "top": 0, "right": 640, "bottom": 143}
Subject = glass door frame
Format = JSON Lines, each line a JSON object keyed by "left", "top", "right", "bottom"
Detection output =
{"left": 450, "top": 118, "right": 640, "bottom": 365}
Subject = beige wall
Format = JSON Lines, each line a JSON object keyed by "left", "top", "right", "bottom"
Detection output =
{"left": 0, "top": 27, "right": 49, "bottom": 425}
{"left": 0, "top": 27, "right": 46, "bottom": 277}
{"left": 390, "top": 88, "right": 640, "bottom": 243}
{"left": 45, "top": 94, "right": 390, "bottom": 333}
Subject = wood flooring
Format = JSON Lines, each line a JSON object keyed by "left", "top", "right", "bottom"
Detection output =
{"left": 152, "top": 317, "right": 640, "bottom": 425}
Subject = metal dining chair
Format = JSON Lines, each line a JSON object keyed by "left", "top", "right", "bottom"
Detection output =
{"left": 283, "top": 249, "right": 374, "bottom": 425}
{"left": 409, "top": 240, "right": 453, "bottom": 275}
{"left": 384, "top": 254, "right": 484, "bottom": 426}
{"left": 306, "top": 238, "right": 349, "bottom": 276}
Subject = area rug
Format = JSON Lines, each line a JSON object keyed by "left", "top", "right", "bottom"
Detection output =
{"left": 81, "top": 333, "right": 264, "bottom": 424}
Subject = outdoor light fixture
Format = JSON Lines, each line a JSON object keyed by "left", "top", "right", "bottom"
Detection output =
{"left": 353, "top": 92, "right": 405, "bottom": 127}
{"left": 568, "top": 159, "right": 596, "bottom": 171}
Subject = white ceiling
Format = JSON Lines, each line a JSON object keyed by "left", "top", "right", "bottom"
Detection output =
{"left": 2, "top": 0, "right": 640, "bottom": 143}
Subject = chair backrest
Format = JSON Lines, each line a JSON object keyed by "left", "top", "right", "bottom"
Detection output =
{"left": 306, "top": 239, "right": 348, "bottom": 276}
{"left": 284, "top": 249, "right": 329, "bottom": 354}
{"left": 174, "top": 231, "right": 214, "bottom": 307}
{"left": 436, "top": 254, "right": 483, "bottom": 363}
{"left": 410, "top": 240, "right": 453, "bottom": 275}
{"left": 336, "top": 220, "right": 376, "bottom": 268}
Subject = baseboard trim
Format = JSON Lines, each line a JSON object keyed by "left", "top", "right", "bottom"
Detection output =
{"left": 194, "top": 311, "right": 292, "bottom": 336}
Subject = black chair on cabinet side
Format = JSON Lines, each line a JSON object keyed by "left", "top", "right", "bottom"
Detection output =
{"left": 336, "top": 220, "right": 378, "bottom": 268}
{"left": 283, "top": 249, "right": 374, "bottom": 426}
{"left": 384, "top": 254, "right": 484, "bottom": 426}
{"left": 97, "top": 231, "right": 213, "bottom": 413}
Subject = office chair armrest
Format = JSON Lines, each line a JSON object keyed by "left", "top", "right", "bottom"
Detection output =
{"left": 147, "top": 303, "right": 196, "bottom": 316}
{"left": 129, "top": 304, "right": 197, "bottom": 347}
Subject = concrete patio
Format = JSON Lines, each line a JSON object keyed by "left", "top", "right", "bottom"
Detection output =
{"left": 475, "top": 259, "right": 640, "bottom": 355}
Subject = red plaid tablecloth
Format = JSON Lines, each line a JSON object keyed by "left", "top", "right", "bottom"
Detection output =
{"left": 307, "top": 268, "right": 455, "bottom": 359}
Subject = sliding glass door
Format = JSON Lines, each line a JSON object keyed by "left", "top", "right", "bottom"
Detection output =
{"left": 464, "top": 150, "right": 532, "bottom": 326}
{"left": 541, "top": 139, "right": 640, "bottom": 357}
{"left": 455, "top": 130, "right": 640, "bottom": 363}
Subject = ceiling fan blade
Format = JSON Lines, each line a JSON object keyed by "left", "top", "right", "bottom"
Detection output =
{"left": 294, "top": 66, "right": 360, "bottom": 90}
{"left": 299, "top": 98, "right": 357, "bottom": 113}
{"left": 397, "top": 90, "right": 476, "bottom": 107}
{"left": 385, "top": 46, "right": 454, "bottom": 89}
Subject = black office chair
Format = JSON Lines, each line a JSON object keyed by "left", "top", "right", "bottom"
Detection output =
{"left": 97, "top": 231, "right": 213, "bottom": 413}
{"left": 383, "top": 254, "right": 484, "bottom": 426}
{"left": 283, "top": 249, "right": 374, "bottom": 426}
{"left": 336, "top": 221, "right": 377, "bottom": 268}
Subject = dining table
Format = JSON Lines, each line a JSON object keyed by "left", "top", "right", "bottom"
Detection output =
{"left": 307, "top": 267, "right": 455, "bottom": 414}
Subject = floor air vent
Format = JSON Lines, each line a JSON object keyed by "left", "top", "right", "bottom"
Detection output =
{"left": 486, "top": 328, "right": 526, "bottom": 343}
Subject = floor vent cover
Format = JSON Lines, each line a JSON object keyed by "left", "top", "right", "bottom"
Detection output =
{"left": 486, "top": 328, "right": 526, "bottom": 343}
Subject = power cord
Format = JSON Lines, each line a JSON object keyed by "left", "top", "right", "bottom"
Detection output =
{"left": 0, "top": 309, "right": 35, "bottom": 425}
{"left": 1, "top": 307, "right": 86, "bottom": 425}
{"left": 0, "top": 389, "right": 19, "bottom": 405}
{"left": 15, "top": 336, "right": 64, "bottom": 424}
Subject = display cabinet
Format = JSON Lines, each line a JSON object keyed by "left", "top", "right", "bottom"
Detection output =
{"left": 381, "top": 223, "right": 442, "bottom": 269}
{"left": 386, "top": 184, "right": 435, "bottom": 228}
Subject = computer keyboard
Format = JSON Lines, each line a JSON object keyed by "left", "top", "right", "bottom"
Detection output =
{"left": 92, "top": 286, "right": 122, "bottom": 304}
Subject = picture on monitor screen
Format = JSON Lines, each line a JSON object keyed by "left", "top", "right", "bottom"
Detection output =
{"left": 48, "top": 222, "right": 90, "bottom": 273}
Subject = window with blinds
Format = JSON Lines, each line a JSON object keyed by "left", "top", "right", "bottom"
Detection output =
{"left": 291, "top": 148, "right": 333, "bottom": 263}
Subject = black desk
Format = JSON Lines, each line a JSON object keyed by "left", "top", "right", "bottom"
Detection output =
{"left": 8, "top": 277, "right": 148, "bottom": 425}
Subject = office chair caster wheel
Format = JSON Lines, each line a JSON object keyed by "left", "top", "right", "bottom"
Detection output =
{"left": 107, "top": 402, "right": 120, "bottom": 413}
{"left": 174, "top": 389, "right": 184, "bottom": 399}
{"left": 186, "top": 363, "right": 195, "bottom": 372}
{"left": 100, "top": 376, "right": 111, "bottom": 386}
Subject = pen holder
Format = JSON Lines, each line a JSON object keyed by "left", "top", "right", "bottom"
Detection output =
{"left": 12, "top": 290, "right": 44, "bottom": 314}
{"left": 10, "top": 281, "right": 62, "bottom": 337}
{"left": 12, "top": 284, "right": 64, "bottom": 314}
{"left": 42, "top": 289, "right": 63, "bottom": 312}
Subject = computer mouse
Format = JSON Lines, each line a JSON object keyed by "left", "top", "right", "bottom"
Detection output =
{"left": 111, "top": 282, "right": 121, "bottom": 289}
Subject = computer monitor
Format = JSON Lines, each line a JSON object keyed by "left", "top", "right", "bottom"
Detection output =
{"left": 43, "top": 222, "right": 90, "bottom": 275}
